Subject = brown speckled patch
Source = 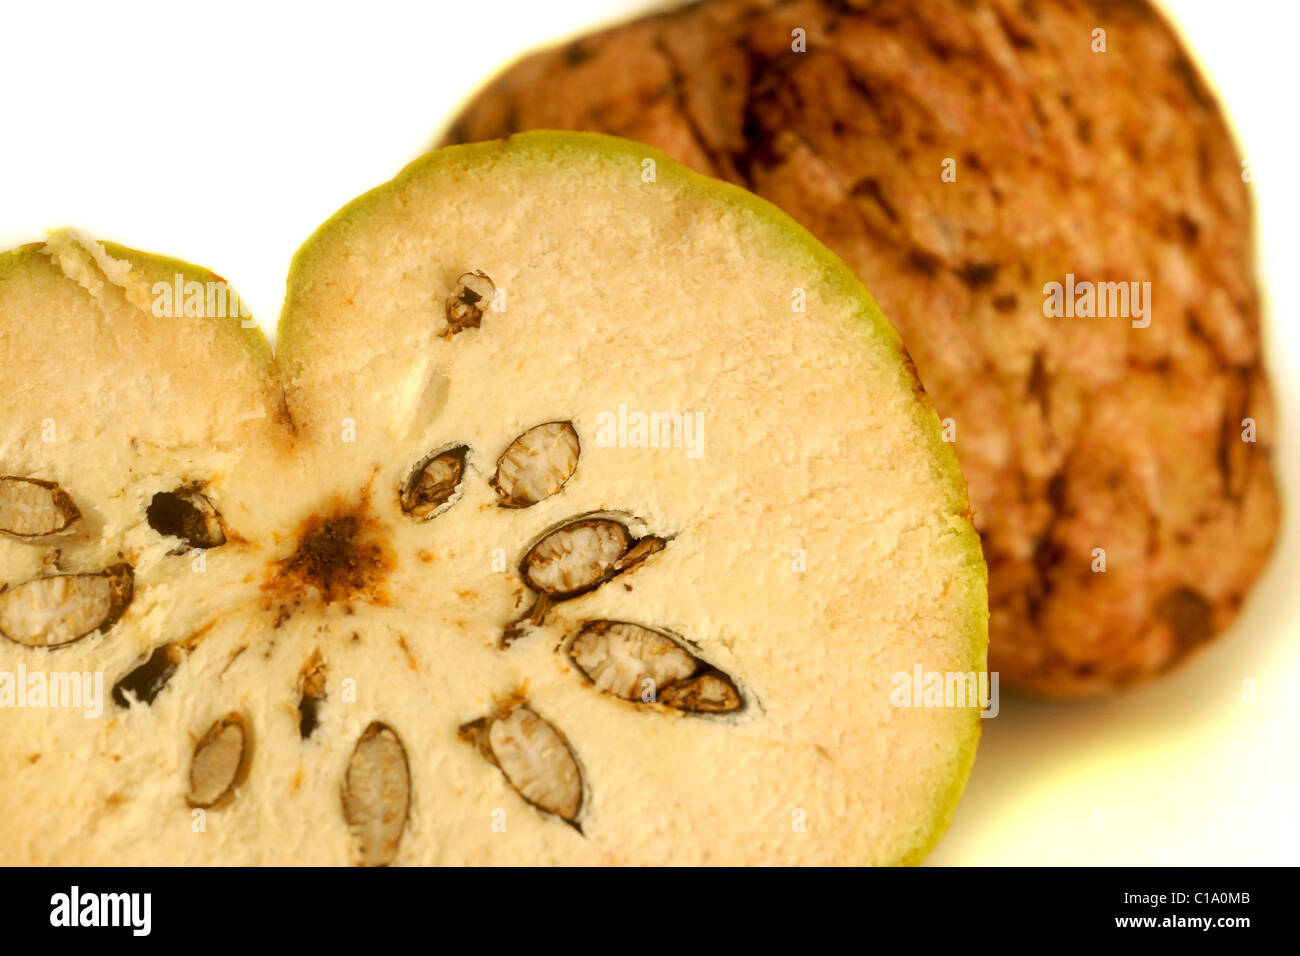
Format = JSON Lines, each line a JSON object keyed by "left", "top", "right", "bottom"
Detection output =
{"left": 267, "top": 495, "right": 395, "bottom": 608}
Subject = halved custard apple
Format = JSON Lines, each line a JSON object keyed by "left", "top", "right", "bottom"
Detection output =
{"left": 0, "top": 132, "right": 986, "bottom": 865}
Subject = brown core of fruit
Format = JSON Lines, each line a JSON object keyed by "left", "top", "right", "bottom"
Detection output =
{"left": 270, "top": 500, "right": 394, "bottom": 606}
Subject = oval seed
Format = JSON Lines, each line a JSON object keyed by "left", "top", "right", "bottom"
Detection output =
{"left": 442, "top": 271, "right": 495, "bottom": 337}
{"left": 487, "top": 708, "right": 583, "bottom": 823}
{"left": 570, "top": 621, "right": 698, "bottom": 700}
{"left": 146, "top": 488, "right": 226, "bottom": 549}
{"left": 400, "top": 445, "right": 468, "bottom": 519}
{"left": 522, "top": 518, "right": 630, "bottom": 597}
{"left": 505, "top": 515, "right": 667, "bottom": 645}
{"left": 570, "top": 620, "right": 743, "bottom": 713}
{"left": 0, "top": 476, "right": 80, "bottom": 537}
{"left": 521, "top": 515, "right": 665, "bottom": 599}
{"left": 188, "top": 713, "right": 247, "bottom": 808}
{"left": 0, "top": 564, "right": 133, "bottom": 647}
{"left": 342, "top": 722, "right": 410, "bottom": 866}
{"left": 113, "top": 642, "right": 183, "bottom": 707}
{"left": 490, "top": 421, "right": 580, "bottom": 508}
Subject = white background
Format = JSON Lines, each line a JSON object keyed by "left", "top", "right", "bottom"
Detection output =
{"left": 0, "top": 0, "right": 1295, "bottom": 864}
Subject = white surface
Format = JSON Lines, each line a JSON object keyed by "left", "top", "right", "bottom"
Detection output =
{"left": 0, "top": 0, "right": 1296, "bottom": 865}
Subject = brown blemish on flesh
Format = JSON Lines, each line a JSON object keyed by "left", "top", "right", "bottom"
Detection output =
{"left": 188, "top": 619, "right": 219, "bottom": 646}
{"left": 273, "top": 385, "right": 298, "bottom": 437}
{"left": 267, "top": 496, "right": 395, "bottom": 609}
{"left": 219, "top": 645, "right": 248, "bottom": 678}
{"left": 396, "top": 635, "right": 419, "bottom": 672}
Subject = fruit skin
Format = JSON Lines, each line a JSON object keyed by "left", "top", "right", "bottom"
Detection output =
{"left": 442, "top": 0, "right": 1281, "bottom": 697}
{"left": 279, "top": 131, "right": 987, "bottom": 864}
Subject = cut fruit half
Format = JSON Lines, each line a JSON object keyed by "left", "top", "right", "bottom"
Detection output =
{"left": 0, "top": 132, "right": 986, "bottom": 865}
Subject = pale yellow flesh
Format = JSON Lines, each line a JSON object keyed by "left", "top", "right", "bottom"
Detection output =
{"left": 0, "top": 133, "right": 985, "bottom": 865}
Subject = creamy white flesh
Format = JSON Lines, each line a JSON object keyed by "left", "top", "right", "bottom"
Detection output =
{"left": 0, "top": 135, "right": 985, "bottom": 865}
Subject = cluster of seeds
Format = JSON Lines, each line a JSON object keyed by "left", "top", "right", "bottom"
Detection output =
{"left": 0, "top": 274, "right": 743, "bottom": 865}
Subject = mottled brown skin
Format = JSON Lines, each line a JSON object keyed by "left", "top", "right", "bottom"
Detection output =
{"left": 445, "top": 0, "right": 1280, "bottom": 695}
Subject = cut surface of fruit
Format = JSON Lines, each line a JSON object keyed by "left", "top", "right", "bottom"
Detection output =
{"left": 0, "top": 133, "right": 985, "bottom": 865}
{"left": 443, "top": 0, "right": 1280, "bottom": 696}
